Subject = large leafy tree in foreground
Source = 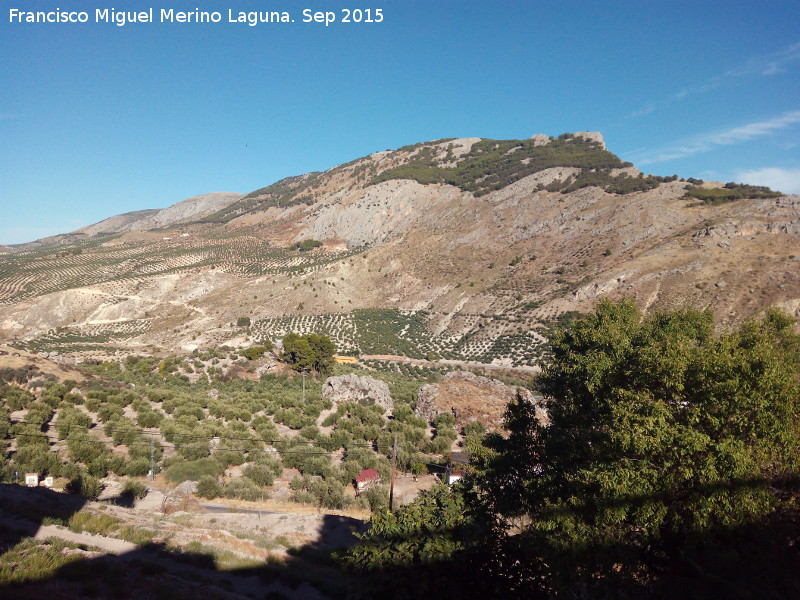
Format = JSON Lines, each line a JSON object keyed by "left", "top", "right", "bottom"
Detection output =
{"left": 478, "top": 299, "right": 800, "bottom": 598}
{"left": 346, "top": 300, "right": 800, "bottom": 599}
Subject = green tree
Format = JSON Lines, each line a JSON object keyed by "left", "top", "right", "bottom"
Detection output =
{"left": 344, "top": 301, "right": 800, "bottom": 599}
{"left": 196, "top": 475, "right": 222, "bottom": 499}
{"left": 343, "top": 485, "right": 483, "bottom": 599}
{"left": 281, "top": 332, "right": 336, "bottom": 373}
{"left": 476, "top": 299, "right": 800, "bottom": 597}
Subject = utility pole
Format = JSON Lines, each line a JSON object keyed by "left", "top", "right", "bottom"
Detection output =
{"left": 149, "top": 436, "right": 155, "bottom": 481}
{"left": 389, "top": 433, "right": 397, "bottom": 511}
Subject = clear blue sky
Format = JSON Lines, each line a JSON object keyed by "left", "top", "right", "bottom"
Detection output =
{"left": 1, "top": 0, "right": 799, "bottom": 244}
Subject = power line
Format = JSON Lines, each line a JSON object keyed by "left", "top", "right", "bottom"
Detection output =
{"left": 8, "top": 419, "right": 380, "bottom": 448}
{"left": 8, "top": 431, "right": 423, "bottom": 458}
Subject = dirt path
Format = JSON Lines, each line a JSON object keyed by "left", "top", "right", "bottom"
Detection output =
{"left": 0, "top": 513, "right": 325, "bottom": 600}
{"left": 32, "top": 523, "right": 137, "bottom": 554}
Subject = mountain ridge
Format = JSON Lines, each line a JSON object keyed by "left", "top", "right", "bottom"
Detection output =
{"left": 0, "top": 132, "right": 797, "bottom": 365}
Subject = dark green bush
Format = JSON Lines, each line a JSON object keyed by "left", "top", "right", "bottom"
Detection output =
{"left": 121, "top": 479, "right": 148, "bottom": 499}
{"left": 242, "top": 461, "right": 280, "bottom": 487}
{"left": 224, "top": 476, "right": 265, "bottom": 501}
{"left": 196, "top": 475, "right": 222, "bottom": 499}
{"left": 164, "top": 457, "right": 224, "bottom": 483}
{"left": 685, "top": 182, "right": 781, "bottom": 204}
{"left": 65, "top": 473, "right": 103, "bottom": 499}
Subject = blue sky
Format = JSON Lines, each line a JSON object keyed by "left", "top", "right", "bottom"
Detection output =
{"left": 1, "top": 0, "right": 799, "bottom": 244}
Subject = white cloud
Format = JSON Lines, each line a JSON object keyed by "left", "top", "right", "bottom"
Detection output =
{"left": 626, "top": 42, "right": 800, "bottom": 119}
{"left": 626, "top": 110, "right": 800, "bottom": 165}
{"left": 736, "top": 167, "right": 800, "bottom": 195}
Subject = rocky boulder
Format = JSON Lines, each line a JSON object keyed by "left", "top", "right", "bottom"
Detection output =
{"left": 415, "top": 371, "right": 548, "bottom": 431}
{"left": 322, "top": 374, "right": 393, "bottom": 414}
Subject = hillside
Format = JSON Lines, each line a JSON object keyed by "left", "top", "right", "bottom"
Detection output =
{"left": 0, "top": 132, "right": 797, "bottom": 363}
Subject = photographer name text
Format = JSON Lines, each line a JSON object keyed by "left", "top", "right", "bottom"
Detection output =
{"left": 7, "top": 7, "right": 384, "bottom": 27}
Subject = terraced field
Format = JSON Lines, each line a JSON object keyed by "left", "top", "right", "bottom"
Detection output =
{"left": 0, "top": 236, "right": 359, "bottom": 305}
{"left": 24, "top": 320, "right": 153, "bottom": 353}
{"left": 251, "top": 309, "right": 548, "bottom": 366}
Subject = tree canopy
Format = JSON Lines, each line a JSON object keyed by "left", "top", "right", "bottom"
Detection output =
{"left": 346, "top": 299, "right": 800, "bottom": 599}
{"left": 281, "top": 332, "right": 336, "bottom": 373}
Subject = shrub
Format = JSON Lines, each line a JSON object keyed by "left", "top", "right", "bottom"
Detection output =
{"left": 224, "top": 477, "right": 265, "bottom": 501}
{"left": 124, "top": 457, "right": 152, "bottom": 477}
{"left": 242, "top": 345, "right": 272, "bottom": 361}
{"left": 363, "top": 484, "right": 389, "bottom": 511}
{"left": 65, "top": 474, "right": 103, "bottom": 499}
{"left": 685, "top": 182, "right": 781, "bottom": 204}
{"left": 295, "top": 239, "right": 323, "bottom": 252}
{"left": 137, "top": 409, "right": 163, "bottom": 428}
{"left": 243, "top": 460, "right": 281, "bottom": 487}
{"left": 164, "top": 457, "right": 224, "bottom": 483}
{"left": 121, "top": 479, "right": 148, "bottom": 499}
{"left": 196, "top": 476, "right": 222, "bottom": 499}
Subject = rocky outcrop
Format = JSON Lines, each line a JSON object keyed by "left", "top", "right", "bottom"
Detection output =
{"left": 414, "top": 383, "right": 441, "bottom": 422}
{"left": 415, "top": 371, "right": 548, "bottom": 431}
{"left": 574, "top": 131, "right": 606, "bottom": 149}
{"left": 322, "top": 374, "right": 393, "bottom": 413}
{"left": 76, "top": 192, "right": 244, "bottom": 236}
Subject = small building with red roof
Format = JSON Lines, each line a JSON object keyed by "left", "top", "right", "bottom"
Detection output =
{"left": 355, "top": 468, "right": 381, "bottom": 494}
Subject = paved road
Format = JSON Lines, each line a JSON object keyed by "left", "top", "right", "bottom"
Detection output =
{"left": 199, "top": 502, "right": 280, "bottom": 515}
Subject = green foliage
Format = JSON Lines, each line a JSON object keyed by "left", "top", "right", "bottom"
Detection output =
{"left": 65, "top": 472, "right": 103, "bottom": 499}
{"left": 223, "top": 476, "right": 265, "bottom": 501}
{"left": 66, "top": 433, "right": 113, "bottom": 477}
{"left": 463, "top": 420, "right": 485, "bottom": 438}
{"left": 559, "top": 170, "right": 676, "bottom": 194}
{"left": 121, "top": 479, "right": 148, "bottom": 499}
{"left": 196, "top": 475, "right": 222, "bottom": 499}
{"left": 685, "top": 182, "right": 782, "bottom": 204}
{"left": 363, "top": 484, "right": 389, "bottom": 512}
{"left": 343, "top": 485, "right": 480, "bottom": 597}
{"left": 136, "top": 407, "right": 163, "bottom": 428}
{"left": 290, "top": 475, "right": 348, "bottom": 509}
{"left": 242, "top": 461, "right": 280, "bottom": 487}
{"left": 371, "top": 136, "right": 628, "bottom": 197}
{"left": 164, "top": 457, "right": 224, "bottom": 483}
{"left": 474, "top": 299, "right": 800, "bottom": 596}
{"left": 12, "top": 444, "right": 62, "bottom": 477}
{"left": 21, "top": 402, "right": 52, "bottom": 428}
{"left": 236, "top": 316, "right": 251, "bottom": 327}
{"left": 282, "top": 332, "right": 336, "bottom": 373}
{"left": 68, "top": 511, "right": 122, "bottom": 536}
{"left": 242, "top": 344, "right": 272, "bottom": 360}
{"left": 0, "top": 538, "right": 88, "bottom": 585}
{"left": 295, "top": 239, "right": 323, "bottom": 252}
{"left": 56, "top": 407, "right": 91, "bottom": 438}
{"left": 342, "top": 301, "right": 800, "bottom": 597}
{"left": 0, "top": 405, "right": 9, "bottom": 440}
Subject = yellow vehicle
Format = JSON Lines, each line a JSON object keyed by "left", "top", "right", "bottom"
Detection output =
{"left": 333, "top": 355, "right": 358, "bottom": 364}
